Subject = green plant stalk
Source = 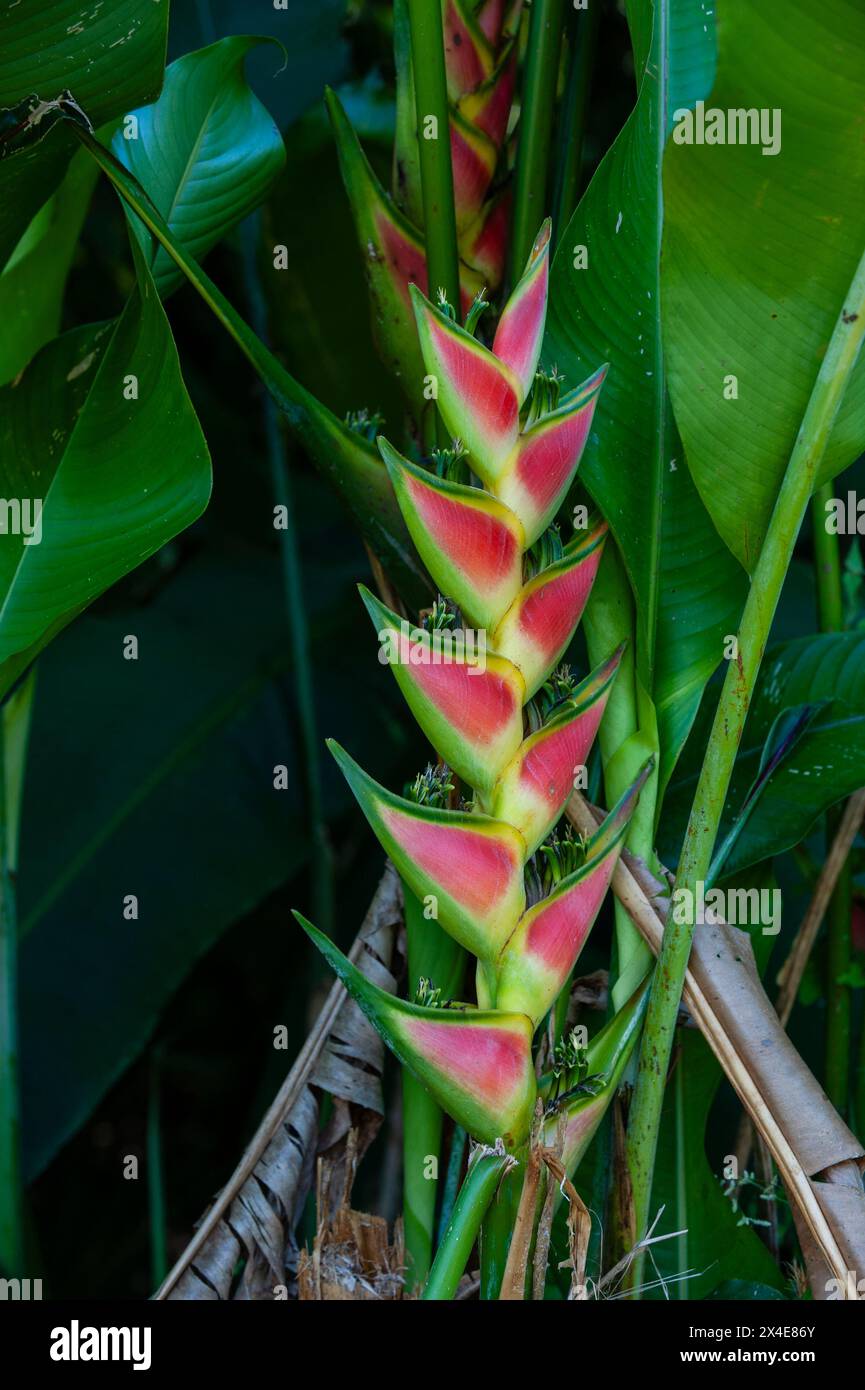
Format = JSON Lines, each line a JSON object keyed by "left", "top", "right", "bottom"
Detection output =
{"left": 437, "top": 1124, "right": 468, "bottom": 1243}
{"left": 0, "top": 672, "right": 35, "bottom": 1276}
{"left": 240, "top": 215, "right": 333, "bottom": 933}
{"left": 509, "top": 0, "right": 566, "bottom": 283}
{"left": 402, "top": 886, "right": 464, "bottom": 1287}
{"left": 147, "top": 1047, "right": 168, "bottom": 1289}
{"left": 811, "top": 482, "right": 851, "bottom": 1111}
{"left": 479, "top": 1152, "right": 524, "bottom": 1298}
{"left": 424, "top": 1148, "right": 514, "bottom": 1300}
{"left": 551, "top": 0, "right": 601, "bottom": 244}
{"left": 627, "top": 246, "right": 865, "bottom": 1282}
{"left": 406, "top": 0, "right": 461, "bottom": 314}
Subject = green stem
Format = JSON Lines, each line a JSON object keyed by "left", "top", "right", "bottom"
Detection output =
{"left": 509, "top": 0, "right": 566, "bottom": 282}
{"left": 239, "top": 216, "right": 333, "bottom": 933}
{"left": 812, "top": 481, "right": 850, "bottom": 1109}
{"left": 147, "top": 1047, "right": 167, "bottom": 1289}
{"left": 551, "top": 0, "right": 601, "bottom": 244}
{"left": 406, "top": 0, "right": 461, "bottom": 313}
{"left": 626, "top": 245, "right": 865, "bottom": 1276}
{"left": 437, "top": 1125, "right": 468, "bottom": 1243}
{"left": 423, "top": 1148, "right": 513, "bottom": 1300}
{"left": 0, "top": 672, "right": 35, "bottom": 1276}
{"left": 401, "top": 887, "right": 464, "bottom": 1287}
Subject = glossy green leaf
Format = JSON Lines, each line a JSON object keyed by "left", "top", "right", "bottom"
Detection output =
{"left": 112, "top": 37, "right": 286, "bottom": 298}
{"left": 544, "top": 0, "right": 747, "bottom": 788}
{"left": 662, "top": 0, "right": 865, "bottom": 570}
{"left": 0, "top": 0, "right": 167, "bottom": 267}
{"left": 665, "top": 632, "right": 865, "bottom": 877}
{"left": 0, "top": 150, "right": 96, "bottom": 384}
{"left": 0, "top": 241, "right": 211, "bottom": 693}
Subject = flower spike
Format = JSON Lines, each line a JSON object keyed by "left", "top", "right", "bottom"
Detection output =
{"left": 296, "top": 913, "right": 536, "bottom": 1147}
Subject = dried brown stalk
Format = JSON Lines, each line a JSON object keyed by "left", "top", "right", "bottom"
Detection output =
{"left": 567, "top": 792, "right": 865, "bottom": 1300}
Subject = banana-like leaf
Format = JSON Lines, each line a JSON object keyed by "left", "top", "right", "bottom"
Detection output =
{"left": 112, "top": 37, "right": 286, "bottom": 298}
{"left": 664, "top": 631, "right": 865, "bottom": 877}
{"left": 296, "top": 913, "right": 537, "bottom": 1146}
{"left": 492, "top": 521, "right": 607, "bottom": 696}
{"left": 488, "top": 645, "right": 624, "bottom": 854}
{"left": 361, "top": 586, "right": 526, "bottom": 793}
{"left": 328, "top": 740, "right": 526, "bottom": 962}
{"left": 65, "top": 126, "right": 430, "bottom": 608}
{"left": 0, "top": 0, "right": 167, "bottom": 268}
{"left": 663, "top": 0, "right": 865, "bottom": 571}
{"left": 496, "top": 763, "right": 650, "bottom": 1023}
{"left": 544, "top": 0, "right": 747, "bottom": 788}
{"left": 0, "top": 239, "right": 210, "bottom": 692}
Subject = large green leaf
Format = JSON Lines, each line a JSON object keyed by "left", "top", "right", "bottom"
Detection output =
{"left": 0, "top": 0, "right": 167, "bottom": 267}
{"left": 665, "top": 632, "right": 865, "bottom": 876}
{"left": 0, "top": 149, "right": 96, "bottom": 384}
{"left": 112, "top": 37, "right": 286, "bottom": 297}
{"left": 0, "top": 241, "right": 211, "bottom": 694}
{"left": 662, "top": 0, "right": 865, "bottom": 570}
{"left": 68, "top": 124, "right": 431, "bottom": 607}
{"left": 18, "top": 535, "right": 414, "bottom": 1179}
{"left": 545, "top": 0, "right": 747, "bottom": 790}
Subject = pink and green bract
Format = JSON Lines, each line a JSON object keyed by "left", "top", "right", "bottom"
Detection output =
{"left": 296, "top": 219, "right": 651, "bottom": 1162}
{"left": 329, "top": 0, "right": 523, "bottom": 413}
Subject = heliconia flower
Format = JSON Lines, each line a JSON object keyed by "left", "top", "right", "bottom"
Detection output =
{"left": 443, "top": 0, "right": 495, "bottom": 99}
{"left": 491, "top": 520, "right": 608, "bottom": 698}
{"left": 379, "top": 437, "right": 525, "bottom": 631}
{"left": 494, "top": 763, "right": 652, "bottom": 1024}
{"left": 461, "top": 191, "right": 510, "bottom": 288}
{"left": 410, "top": 283, "right": 522, "bottom": 483}
{"left": 488, "top": 647, "right": 624, "bottom": 854}
{"left": 491, "top": 219, "right": 550, "bottom": 404}
{"left": 326, "top": 86, "right": 484, "bottom": 409}
{"left": 496, "top": 366, "right": 607, "bottom": 544}
{"left": 295, "top": 913, "right": 537, "bottom": 1147}
{"left": 328, "top": 740, "right": 526, "bottom": 963}
{"left": 360, "top": 586, "right": 526, "bottom": 794}
{"left": 456, "top": 38, "right": 517, "bottom": 151}
{"left": 450, "top": 108, "right": 499, "bottom": 232}
{"left": 541, "top": 976, "right": 651, "bottom": 1178}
